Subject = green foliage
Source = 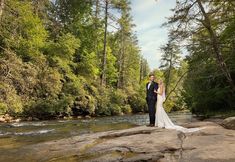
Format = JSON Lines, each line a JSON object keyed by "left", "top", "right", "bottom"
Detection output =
{"left": 0, "top": 82, "right": 23, "bottom": 114}
{"left": 95, "top": 87, "right": 132, "bottom": 116}
{"left": 110, "top": 104, "right": 122, "bottom": 115}
{"left": 110, "top": 89, "right": 127, "bottom": 106}
{"left": 77, "top": 51, "right": 99, "bottom": 78}
{"left": 121, "top": 105, "right": 132, "bottom": 114}
{"left": 46, "top": 33, "right": 80, "bottom": 60}
{"left": 35, "top": 67, "right": 63, "bottom": 98}
{"left": 1, "top": 0, "right": 47, "bottom": 61}
{"left": 0, "top": 0, "right": 149, "bottom": 119}
{"left": 182, "top": 54, "right": 234, "bottom": 116}
{"left": 23, "top": 97, "right": 73, "bottom": 119}
{"left": 106, "top": 47, "right": 118, "bottom": 86}
{"left": 95, "top": 87, "right": 111, "bottom": 116}
{"left": 161, "top": 0, "right": 235, "bottom": 117}
{"left": 0, "top": 102, "right": 8, "bottom": 115}
{"left": 2, "top": 0, "right": 234, "bottom": 119}
{"left": 72, "top": 95, "right": 96, "bottom": 116}
{"left": 128, "top": 94, "right": 146, "bottom": 113}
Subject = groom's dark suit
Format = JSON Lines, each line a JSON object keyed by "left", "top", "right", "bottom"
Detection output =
{"left": 146, "top": 81, "right": 158, "bottom": 125}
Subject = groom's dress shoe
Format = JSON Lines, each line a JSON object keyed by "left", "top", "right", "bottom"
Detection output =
{"left": 147, "top": 124, "right": 154, "bottom": 127}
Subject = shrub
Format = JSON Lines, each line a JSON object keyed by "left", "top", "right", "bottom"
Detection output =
{"left": 72, "top": 94, "right": 96, "bottom": 116}
{"left": 110, "top": 89, "right": 127, "bottom": 106}
{"left": 163, "top": 99, "right": 175, "bottom": 112}
{"left": 128, "top": 94, "right": 147, "bottom": 113}
{"left": 0, "top": 102, "right": 8, "bottom": 115}
{"left": 95, "top": 87, "right": 111, "bottom": 116}
{"left": 0, "top": 83, "right": 23, "bottom": 115}
{"left": 121, "top": 105, "right": 132, "bottom": 114}
{"left": 23, "top": 97, "right": 73, "bottom": 119}
{"left": 110, "top": 104, "right": 122, "bottom": 115}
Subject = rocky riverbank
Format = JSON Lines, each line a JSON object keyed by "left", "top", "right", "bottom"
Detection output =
{"left": 0, "top": 114, "right": 21, "bottom": 123}
{"left": 0, "top": 114, "right": 93, "bottom": 123}
{"left": 0, "top": 120, "right": 235, "bottom": 162}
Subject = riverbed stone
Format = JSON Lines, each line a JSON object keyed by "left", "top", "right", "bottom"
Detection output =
{"left": 0, "top": 116, "right": 5, "bottom": 122}
{"left": 0, "top": 121, "right": 234, "bottom": 162}
{"left": 221, "top": 117, "right": 235, "bottom": 130}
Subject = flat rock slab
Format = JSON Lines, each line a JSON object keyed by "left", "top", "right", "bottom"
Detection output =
{"left": 0, "top": 122, "right": 235, "bottom": 162}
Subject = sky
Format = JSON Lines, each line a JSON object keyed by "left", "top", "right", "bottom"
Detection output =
{"left": 130, "top": 0, "right": 176, "bottom": 70}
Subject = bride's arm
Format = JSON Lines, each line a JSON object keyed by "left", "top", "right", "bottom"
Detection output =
{"left": 158, "top": 85, "right": 163, "bottom": 95}
{"left": 154, "top": 85, "right": 163, "bottom": 95}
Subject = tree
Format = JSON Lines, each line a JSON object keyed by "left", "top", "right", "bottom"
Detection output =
{"left": 0, "top": 0, "right": 149, "bottom": 118}
{"left": 163, "top": 1, "right": 235, "bottom": 116}
{"left": 0, "top": 0, "right": 4, "bottom": 21}
{"left": 100, "top": 0, "right": 108, "bottom": 86}
{"left": 115, "top": 0, "right": 135, "bottom": 88}
{"left": 166, "top": 0, "right": 235, "bottom": 92}
{"left": 139, "top": 57, "right": 150, "bottom": 83}
{"left": 0, "top": 0, "right": 47, "bottom": 61}
{"left": 160, "top": 40, "right": 181, "bottom": 94}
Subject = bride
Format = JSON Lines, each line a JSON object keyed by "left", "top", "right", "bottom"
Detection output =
{"left": 154, "top": 79, "right": 202, "bottom": 133}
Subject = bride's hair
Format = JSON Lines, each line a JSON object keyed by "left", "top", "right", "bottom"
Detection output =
{"left": 158, "top": 79, "right": 163, "bottom": 84}
{"left": 158, "top": 79, "right": 165, "bottom": 88}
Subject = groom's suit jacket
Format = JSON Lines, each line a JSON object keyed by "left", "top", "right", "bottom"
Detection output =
{"left": 146, "top": 81, "right": 158, "bottom": 102}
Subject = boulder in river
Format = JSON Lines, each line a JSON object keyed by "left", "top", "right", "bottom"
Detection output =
{"left": 221, "top": 116, "right": 235, "bottom": 130}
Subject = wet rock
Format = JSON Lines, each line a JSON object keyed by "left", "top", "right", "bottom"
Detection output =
{"left": 0, "top": 116, "right": 5, "bottom": 122}
{"left": 27, "top": 117, "right": 33, "bottom": 121}
{"left": 63, "top": 116, "right": 73, "bottom": 120}
{"left": 0, "top": 114, "right": 14, "bottom": 123}
{"left": 123, "top": 153, "right": 164, "bottom": 162}
{"left": 85, "top": 115, "right": 91, "bottom": 119}
{"left": 33, "top": 117, "right": 40, "bottom": 121}
{"left": 12, "top": 118, "right": 21, "bottom": 122}
{"left": 221, "top": 117, "right": 235, "bottom": 130}
{"left": 77, "top": 116, "right": 82, "bottom": 119}
{"left": 4, "top": 114, "right": 13, "bottom": 122}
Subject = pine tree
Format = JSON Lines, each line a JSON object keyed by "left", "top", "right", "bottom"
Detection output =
{"left": 160, "top": 41, "right": 181, "bottom": 94}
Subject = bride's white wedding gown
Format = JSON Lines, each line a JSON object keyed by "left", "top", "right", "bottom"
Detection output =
{"left": 155, "top": 88, "right": 202, "bottom": 133}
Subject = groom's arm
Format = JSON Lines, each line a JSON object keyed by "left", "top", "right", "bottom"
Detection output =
{"left": 145, "top": 83, "right": 148, "bottom": 101}
{"left": 154, "top": 82, "right": 158, "bottom": 90}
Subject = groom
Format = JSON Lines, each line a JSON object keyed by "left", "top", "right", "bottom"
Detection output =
{"left": 146, "top": 73, "right": 158, "bottom": 127}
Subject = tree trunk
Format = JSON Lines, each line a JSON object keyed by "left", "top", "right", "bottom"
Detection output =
{"left": 117, "top": 28, "right": 124, "bottom": 88}
{"left": 100, "top": 0, "right": 108, "bottom": 86}
{"left": 165, "top": 50, "right": 173, "bottom": 95}
{"left": 0, "top": 0, "right": 5, "bottom": 21}
{"left": 139, "top": 58, "right": 143, "bottom": 84}
{"left": 95, "top": 0, "right": 99, "bottom": 18}
{"left": 33, "top": 0, "right": 39, "bottom": 15}
{"left": 196, "top": 0, "right": 235, "bottom": 92}
{"left": 95, "top": 0, "right": 99, "bottom": 56}
{"left": 165, "top": 70, "right": 188, "bottom": 102}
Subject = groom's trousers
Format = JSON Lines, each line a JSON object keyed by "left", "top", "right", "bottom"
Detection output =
{"left": 147, "top": 99, "right": 157, "bottom": 125}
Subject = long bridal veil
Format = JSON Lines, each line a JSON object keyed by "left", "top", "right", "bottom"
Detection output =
{"left": 155, "top": 87, "right": 203, "bottom": 133}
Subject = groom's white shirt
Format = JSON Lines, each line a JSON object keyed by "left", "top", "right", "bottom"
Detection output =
{"left": 147, "top": 81, "right": 152, "bottom": 90}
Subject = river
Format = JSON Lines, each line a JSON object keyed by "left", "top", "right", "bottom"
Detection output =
{"left": 0, "top": 112, "right": 193, "bottom": 156}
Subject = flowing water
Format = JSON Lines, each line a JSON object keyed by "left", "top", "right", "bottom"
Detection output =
{"left": 0, "top": 112, "right": 193, "bottom": 159}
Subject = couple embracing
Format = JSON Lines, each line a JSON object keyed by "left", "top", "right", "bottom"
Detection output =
{"left": 146, "top": 73, "right": 202, "bottom": 133}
